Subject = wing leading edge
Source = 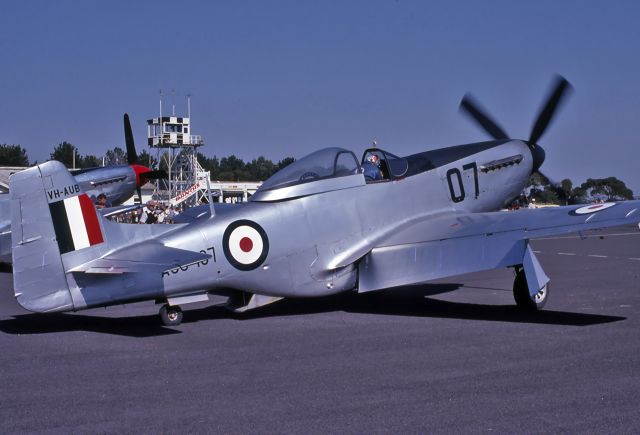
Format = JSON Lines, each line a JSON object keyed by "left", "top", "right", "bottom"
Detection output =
{"left": 358, "top": 201, "right": 639, "bottom": 292}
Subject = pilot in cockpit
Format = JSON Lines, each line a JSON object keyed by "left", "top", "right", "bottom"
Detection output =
{"left": 362, "top": 154, "right": 383, "bottom": 181}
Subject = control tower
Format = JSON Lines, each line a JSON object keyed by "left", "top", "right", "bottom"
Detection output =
{"left": 147, "top": 96, "right": 209, "bottom": 207}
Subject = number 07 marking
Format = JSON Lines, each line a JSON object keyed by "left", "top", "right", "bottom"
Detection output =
{"left": 446, "top": 162, "right": 479, "bottom": 203}
{"left": 463, "top": 162, "right": 479, "bottom": 199}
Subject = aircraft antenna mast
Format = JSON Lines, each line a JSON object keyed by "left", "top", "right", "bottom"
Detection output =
{"left": 171, "top": 89, "right": 176, "bottom": 116}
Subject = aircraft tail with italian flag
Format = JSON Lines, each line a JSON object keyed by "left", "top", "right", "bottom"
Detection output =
{"left": 10, "top": 161, "right": 108, "bottom": 312}
{"left": 9, "top": 160, "right": 208, "bottom": 313}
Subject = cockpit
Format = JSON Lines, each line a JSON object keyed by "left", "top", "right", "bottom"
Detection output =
{"left": 251, "top": 147, "right": 409, "bottom": 202}
{"left": 258, "top": 147, "right": 360, "bottom": 192}
{"left": 360, "top": 148, "right": 408, "bottom": 182}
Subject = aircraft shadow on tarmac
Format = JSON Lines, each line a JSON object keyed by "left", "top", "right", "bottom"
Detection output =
{"left": 236, "top": 283, "right": 627, "bottom": 327}
{"left": 0, "top": 283, "right": 625, "bottom": 337}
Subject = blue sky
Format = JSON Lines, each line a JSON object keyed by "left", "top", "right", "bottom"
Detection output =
{"left": 1, "top": 0, "right": 639, "bottom": 193}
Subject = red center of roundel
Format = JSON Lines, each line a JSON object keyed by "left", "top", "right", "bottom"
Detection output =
{"left": 239, "top": 237, "right": 253, "bottom": 253}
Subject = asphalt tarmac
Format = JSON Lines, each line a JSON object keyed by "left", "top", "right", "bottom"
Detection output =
{"left": 1, "top": 227, "right": 639, "bottom": 434}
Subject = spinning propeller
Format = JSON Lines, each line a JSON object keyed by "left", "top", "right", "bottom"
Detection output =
{"left": 459, "top": 75, "right": 573, "bottom": 200}
{"left": 123, "top": 113, "right": 168, "bottom": 203}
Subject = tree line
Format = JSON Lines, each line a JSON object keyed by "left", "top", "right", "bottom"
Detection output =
{"left": 197, "top": 153, "right": 295, "bottom": 182}
{"left": 0, "top": 142, "right": 295, "bottom": 182}
{"left": 527, "top": 173, "right": 634, "bottom": 204}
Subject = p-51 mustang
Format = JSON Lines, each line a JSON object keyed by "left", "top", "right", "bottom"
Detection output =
{"left": 69, "top": 114, "right": 165, "bottom": 206}
{"left": 8, "top": 77, "right": 640, "bottom": 326}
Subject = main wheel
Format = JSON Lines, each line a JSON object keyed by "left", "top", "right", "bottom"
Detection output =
{"left": 159, "top": 304, "right": 183, "bottom": 326}
{"left": 513, "top": 268, "right": 549, "bottom": 311}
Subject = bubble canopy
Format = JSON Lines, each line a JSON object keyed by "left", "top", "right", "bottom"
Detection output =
{"left": 257, "top": 147, "right": 360, "bottom": 192}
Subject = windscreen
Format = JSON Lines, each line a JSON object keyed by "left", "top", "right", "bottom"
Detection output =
{"left": 258, "top": 147, "right": 359, "bottom": 192}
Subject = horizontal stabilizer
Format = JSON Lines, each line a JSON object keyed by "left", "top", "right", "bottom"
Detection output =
{"left": 68, "top": 241, "right": 211, "bottom": 274}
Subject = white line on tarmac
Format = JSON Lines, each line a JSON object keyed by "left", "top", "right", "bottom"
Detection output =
{"left": 533, "top": 250, "right": 541, "bottom": 253}
{"left": 558, "top": 252, "right": 576, "bottom": 255}
{"left": 588, "top": 254, "right": 608, "bottom": 258}
{"left": 629, "top": 258, "right": 640, "bottom": 261}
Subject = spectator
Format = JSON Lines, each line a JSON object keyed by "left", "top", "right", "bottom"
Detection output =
{"left": 94, "top": 193, "right": 112, "bottom": 209}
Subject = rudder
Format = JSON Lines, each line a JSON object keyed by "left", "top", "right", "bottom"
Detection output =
{"left": 10, "top": 161, "right": 106, "bottom": 312}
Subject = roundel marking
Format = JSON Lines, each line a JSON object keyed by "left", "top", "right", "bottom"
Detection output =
{"left": 223, "top": 220, "right": 269, "bottom": 271}
{"left": 572, "top": 202, "right": 616, "bottom": 215}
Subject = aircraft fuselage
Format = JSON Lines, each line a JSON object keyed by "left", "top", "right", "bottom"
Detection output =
{"left": 63, "top": 139, "right": 535, "bottom": 311}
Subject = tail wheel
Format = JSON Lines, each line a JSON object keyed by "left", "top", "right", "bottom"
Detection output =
{"left": 513, "top": 268, "right": 549, "bottom": 311}
{"left": 159, "top": 304, "right": 183, "bottom": 326}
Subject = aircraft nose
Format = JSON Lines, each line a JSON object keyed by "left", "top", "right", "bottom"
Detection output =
{"left": 530, "top": 144, "right": 546, "bottom": 172}
{"left": 131, "top": 164, "right": 151, "bottom": 187}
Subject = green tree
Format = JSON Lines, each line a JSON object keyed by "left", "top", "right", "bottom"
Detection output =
{"left": 194, "top": 153, "right": 294, "bottom": 181}
{"left": 528, "top": 172, "right": 560, "bottom": 204}
{"left": 558, "top": 178, "right": 590, "bottom": 204}
{"left": 527, "top": 172, "right": 547, "bottom": 190}
{"left": 137, "top": 149, "right": 157, "bottom": 168}
{"left": 538, "top": 186, "right": 559, "bottom": 204}
{"left": 50, "top": 141, "right": 79, "bottom": 168}
{"left": 580, "top": 177, "right": 633, "bottom": 201}
{"left": 79, "top": 154, "right": 100, "bottom": 168}
{"left": 197, "top": 152, "right": 220, "bottom": 178}
{"left": 528, "top": 184, "right": 559, "bottom": 204}
{"left": 103, "top": 146, "right": 127, "bottom": 166}
{"left": 0, "top": 144, "right": 29, "bottom": 166}
{"left": 572, "top": 185, "right": 587, "bottom": 204}
{"left": 219, "top": 155, "right": 249, "bottom": 181}
{"left": 247, "top": 156, "right": 276, "bottom": 181}
{"left": 277, "top": 157, "right": 295, "bottom": 171}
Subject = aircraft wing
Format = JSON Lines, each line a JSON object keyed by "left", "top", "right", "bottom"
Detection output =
{"left": 350, "top": 200, "right": 640, "bottom": 292}
{"left": 68, "top": 241, "right": 211, "bottom": 274}
{"left": 393, "top": 201, "right": 640, "bottom": 245}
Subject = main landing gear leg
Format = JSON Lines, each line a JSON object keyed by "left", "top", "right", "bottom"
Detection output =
{"left": 159, "top": 304, "right": 183, "bottom": 326}
{"left": 513, "top": 267, "right": 549, "bottom": 311}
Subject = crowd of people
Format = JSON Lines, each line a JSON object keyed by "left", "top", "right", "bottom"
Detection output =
{"left": 104, "top": 200, "right": 183, "bottom": 224}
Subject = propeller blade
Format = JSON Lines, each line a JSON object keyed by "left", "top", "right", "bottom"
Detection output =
{"left": 533, "top": 169, "right": 551, "bottom": 185}
{"left": 528, "top": 75, "right": 573, "bottom": 145}
{"left": 136, "top": 186, "right": 142, "bottom": 204}
{"left": 124, "top": 113, "right": 138, "bottom": 165}
{"left": 459, "top": 94, "right": 509, "bottom": 140}
{"left": 140, "top": 170, "right": 168, "bottom": 182}
{"left": 534, "top": 170, "right": 568, "bottom": 204}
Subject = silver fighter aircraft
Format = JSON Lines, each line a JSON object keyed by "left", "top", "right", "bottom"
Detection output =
{"left": 8, "top": 77, "right": 640, "bottom": 326}
{"left": 69, "top": 114, "right": 165, "bottom": 206}
{"left": 0, "top": 114, "right": 164, "bottom": 264}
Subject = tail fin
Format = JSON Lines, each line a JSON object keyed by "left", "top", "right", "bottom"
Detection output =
{"left": 10, "top": 161, "right": 103, "bottom": 312}
{"left": 10, "top": 161, "right": 211, "bottom": 313}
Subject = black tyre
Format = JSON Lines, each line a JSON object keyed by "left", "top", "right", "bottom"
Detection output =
{"left": 513, "top": 268, "right": 549, "bottom": 311}
{"left": 160, "top": 304, "right": 183, "bottom": 326}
